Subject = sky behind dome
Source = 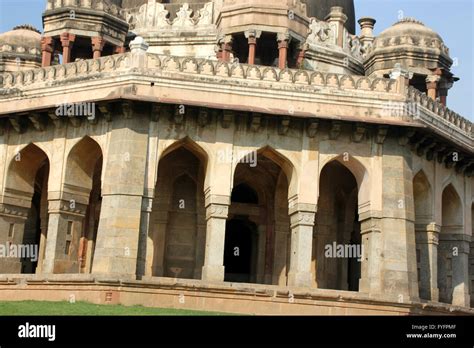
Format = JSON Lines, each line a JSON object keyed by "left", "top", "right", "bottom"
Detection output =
{"left": 0, "top": 0, "right": 472, "bottom": 119}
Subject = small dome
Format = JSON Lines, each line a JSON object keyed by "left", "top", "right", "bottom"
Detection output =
{"left": 365, "top": 17, "right": 452, "bottom": 77}
{"left": 377, "top": 18, "right": 443, "bottom": 43}
{"left": 0, "top": 25, "right": 41, "bottom": 53}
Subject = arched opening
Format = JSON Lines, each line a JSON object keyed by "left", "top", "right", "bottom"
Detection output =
{"left": 150, "top": 145, "right": 206, "bottom": 279}
{"left": 224, "top": 219, "right": 258, "bottom": 283}
{"left": 63, "top": 137, "right": 103, "bottom": 274}
{"left": 231, "top": 183, "right": 258, "bottom": 204}
{"left": 2, "top": 144, "right": 49, "bottom": 274}
{"left": 439, "top": 184, "right": 463, "bottom": 304}
{"left": 413, "top": 170, "right": 435, "bottom": 301}
{"left": 315, "top": 160, "right": 361, "bottom": 291}
{"left": 227, "top": 148, "right": 291, "bottom": 285}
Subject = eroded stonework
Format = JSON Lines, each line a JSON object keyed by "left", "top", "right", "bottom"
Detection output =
{"left": 0, "top": 0, "right": 472, "bottom": 315}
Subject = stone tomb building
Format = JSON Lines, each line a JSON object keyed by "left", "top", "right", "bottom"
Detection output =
{"left": 0, "top": 0, "right": 472, "bottom": 315}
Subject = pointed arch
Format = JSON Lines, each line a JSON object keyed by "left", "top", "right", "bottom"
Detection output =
{"left": 442, "top": 184, "right": 463, "bottom": 230}
{"left": 413, "top": 170, "right": 433, "bottom": 223}
{"left": 316, "top": 158, "right": 361, "bottom": 291}
{"left": 5, "top": 143, "right": 49, "bottom": 197}
{"left": 233, "top": 146, "right": 298, "bottom": 199}
{"left": 319, "top": 154, "right": 370, "bottom": 213}
{"left": 64, "top": 136, "right": 103, "bottom": 192}
{"left": 148, "top": 139, "right": 207, "bottom": 279}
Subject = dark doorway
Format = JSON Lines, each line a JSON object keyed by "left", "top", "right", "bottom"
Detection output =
{"left": 224, "top": 219, "right": 256, "bottom": 283}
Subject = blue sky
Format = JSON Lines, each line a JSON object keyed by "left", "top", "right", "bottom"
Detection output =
{"left": 0, "top": 0, "right": 472, "bottom": 119}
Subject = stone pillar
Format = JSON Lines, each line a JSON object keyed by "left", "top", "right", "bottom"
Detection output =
{"left": 426, "top": 75, "right": 440, "bottom": 100}
{"left": 244, "top": 30, "right": 261, "bottom": 65}
{"left": 415, "top": 223, "right": 440, "bottom": 301}
{"left": 451, "top": 236, "right": 470, "bottom": 307}
{"left": 326, "top": 6, "right": 348, "bottom": 48}
{"left": 357, "top": 17, "right": 376, "bottom": 50}
{"left": 287, "top": 204, "right": 316, "bottom": 287}
{"left": 375, "top": 141, "right": 419, "bottom": 301}
{"left": 277, "top": 33, "right": 290, "bottom": 70}
{"left": 296, "top": 43, "right": 307, "bottom": 68}
{"left": 60, "top": 32, "right": 76, "bottom": 64}
{"left": 201, "top": 194, "right": 230, "bottom": 282}
{"left": 114, "top": 45, "right": 126, "bottom": 54}
{"left": 91, "top": 36, "right": 106, "bottom": 59}
{"left": 437, "top": 78, "right": 453, "bottom": 106}
{"left": 359, "top": 215, "right": 383, "bottom": 294}
{"left": 222, "top": 35, "right": 233, "bottom": 63}
{"left": 42, "top": 197, "right": 87, "bottom": 274}
{"left": 91, "top": 103, "right": 150, "bottom": 278}
{"left": 0, "top": 203, "right": 29, "bottom": 273}
{"left": 41, "top": 36, "right": 54, "bottom": 67}
{"left": 42, "top": 198, "right": 87, "bottom": 273}
{"left": 136, "top": 196, "right": 153, "bottom": 278}
{"left": 390, "top": 63, "right": 413, "bottom": 94}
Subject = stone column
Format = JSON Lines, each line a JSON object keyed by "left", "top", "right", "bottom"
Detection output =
{"left": 222, "top": 35, "right": 233, "bottom": 63}
{"left": 359, "top": 215, "right": 383, "bottom": 294}
{"left": 244, "top": 30, "right": 261, "bottom": 65}
{"left": 437, "top": 78, "right": 453, "bottom": 106}
{"left": 326, "top": 6, "right": 348, "bottom": 48}
{"left": 114, "top": 46, "right": 126, "bottom": 54}
{"left": 426, "top": 75, "right": 440, "bottom": 100}
{"left": 201, "top": 194, "right": 230, "bottom": 282}
{"left": 389, "top": 63, "right": 413, "bottom": 94}
{"left": 415, "top": 223, "right": 440, "bottom": 301}
{"left": 136, "top": 196, "right": 153, "bottom": 278}
{"left": 277, "top": 33, "right": 290, "bottom": 70}
{"left": 287, "top": 204, "right": 316, "bottom": 287}
{"left": 0, "top": 203, "right": 29, "bottom": 273}
{"left": 374, "top": 141, "right": 419, "bottom": 301}
{"left": 451, "top": 236, "right": 470, "bottom": 307}
{"left": 91, "top": 36, "right": 106, "bottom": 59}
{"left": 41, "top": 36, "right": 54, "bottom": 67}
{"left": 357, "top": 17, "right": 376, "bottom": 50}
{"left": 91, "top": 103, "right": 150, "bottom": 278}
{"left": 296, "top": 43, "right": 307, "bottom": 68}
{"left": 42, "top": 197, "right": 87, "bottom": 274}
{"left": 60, "top": 32, "right": 76, "bottom": 64}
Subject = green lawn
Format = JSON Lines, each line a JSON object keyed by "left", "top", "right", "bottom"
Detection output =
{"left": 0, "top": 300, "right": 231, "bottom": 316}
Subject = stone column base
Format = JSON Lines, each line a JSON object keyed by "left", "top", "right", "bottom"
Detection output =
{"left": 287, "top": 271, "right": 312, "bottom": 288}
{"left": 201, "top": 265, "right": 224, "bottom": 282}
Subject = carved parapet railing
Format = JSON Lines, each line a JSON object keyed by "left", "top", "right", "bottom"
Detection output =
{"left": 45, "top": 0, "right": 125, "bottom": 19}
{"left": 406, "top": 86, "right": 473, "bottom": 139}
{"left": 0, "top": 53, "right": 132, "bottom": 90}
{"left": 0, "top": 52, "right": 399, "bottom": 94}
{"left": 149, "top": 53, "right": 399, "bottom": 93}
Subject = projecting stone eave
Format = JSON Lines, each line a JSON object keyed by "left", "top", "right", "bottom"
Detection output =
{"left": 0, "top": 52, "right": 471, "bottom": 152}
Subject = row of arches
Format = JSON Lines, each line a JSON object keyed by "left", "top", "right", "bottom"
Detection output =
{"left": 413, "top": 170, "right": 471, "bottom": 305}
{"left": 3, "top": 137, "right": 102, "bottom": 274}
{"left": 147, "top": 141, "right": 364, "bottom": 290}
{"left": 2, "top": 137, "right": 472, "bottom": 304}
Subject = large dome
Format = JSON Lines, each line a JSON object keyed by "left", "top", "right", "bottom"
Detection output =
{"left": 302, "top": 0, "right": 355, "bottom": 34}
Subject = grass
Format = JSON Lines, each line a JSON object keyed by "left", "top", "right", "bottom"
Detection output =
{"left": 0, "top": 300, "right": 231, "bottom": 316}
